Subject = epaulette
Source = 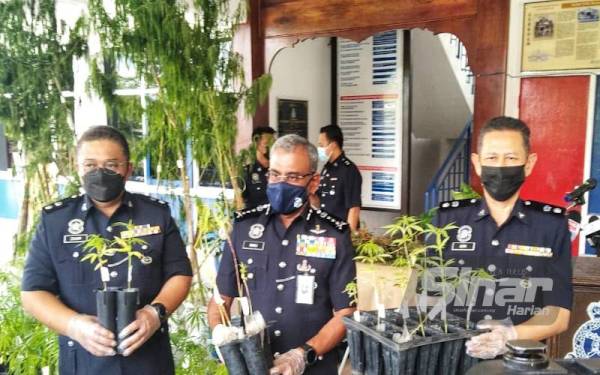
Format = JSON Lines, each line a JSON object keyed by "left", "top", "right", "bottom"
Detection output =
{"left": 137, "top": 194, "right": 169, "bottom": 208}
{"left": 342, "top": 157, "right": 351, "bottom": 167}
{"left": 522, "top": 200, "right": 564, "bottom": 215}
{"left": 234, "top": 203, "right": 270, "bottom": 222}
{"left": 42, "top": 194, "right": 81, "bottom": 213}
{"left": 439, "top": 198, "right": 480, "bottom": 210}
{"left": 308, "top": 208, "right": 348, "bottom": 232}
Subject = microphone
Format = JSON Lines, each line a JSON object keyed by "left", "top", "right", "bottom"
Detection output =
{"left": 564, "top": 178, "right": 597, "bottom": 204}
{"left": 567, "top": 210, "right": 581, "bottom": 241}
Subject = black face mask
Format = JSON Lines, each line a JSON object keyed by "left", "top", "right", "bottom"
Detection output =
{"left": 83, "top": 168, "right": 125, "bottom": 202}
{"left": 481, "top": 165, "right": 526, "bottom": 202}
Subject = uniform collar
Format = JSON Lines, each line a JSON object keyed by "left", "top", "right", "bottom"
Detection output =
{"left": 326, "top": 152, "right": 345, "bottom": 168}
{"left": 473, "top": 198, "right": 529, "bottom": 224}
{"left": 80, "top": 191, "right": 134, "bottom": 217}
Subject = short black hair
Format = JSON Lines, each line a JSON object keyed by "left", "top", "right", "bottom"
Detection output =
{"left": 77, "top": 125, "right": 130, "bottom": 160}
{"left": 252, "top": 126, "right": 276, "bottom": 140}
{"left": 477, "top": 116, "right": 531, "bottom": 154}
{"left": 320, "top": 125, "right": 344, "bottom": 149}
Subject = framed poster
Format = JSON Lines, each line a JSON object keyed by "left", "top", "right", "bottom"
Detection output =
{"left": 523, "top": 0, "right": 600, "bottom": 71}
{"left": 277, "top": 99, "right": 308, "bottom": 138}
{"left": 336, "top": 30, "right": 406, "bottom": 210}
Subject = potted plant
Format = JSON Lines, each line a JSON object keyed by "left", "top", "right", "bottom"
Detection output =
{"left": 343, "top": 213, "right": 494, "bottom": 375}
{"left": 81, "top": 221, "right": 146, "bottom": 353}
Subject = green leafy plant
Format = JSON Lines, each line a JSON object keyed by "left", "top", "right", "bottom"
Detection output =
{"left": 451, "top": 183, "right": 481, "bottom": 200}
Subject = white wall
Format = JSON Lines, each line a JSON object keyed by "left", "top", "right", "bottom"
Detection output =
{"left": 268, "top": 38, "right": 332, "bottom": 145}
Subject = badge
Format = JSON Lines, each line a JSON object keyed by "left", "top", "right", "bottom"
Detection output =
{"left": 296, "top": 265, "right": 315, "bottom": 305}
{"left": 252, "top": 173, "right": 259, "bottom": 182}
{"left": 120, "top": 225, "right": 161, "bottom": 239}
{"left": 67, "top": 219, "right": 85, "bottom": 235}
{"left": 293, "top": 197, "right": 303, "bottom": 208}
{"left": 505, "top": 244, "right": 553, "bottom": 257}
{"left": 63, "top": 234, "right": 88, "bottom": 244}
{"left": 309, "top": 225, "right": 326, "bottom": 235}
{"left": 248, "top": 224, "right": 264, "bottom": 239}
{"left": 296, "top": 234, "right": 336, "bottom": 259}
{"left": 141, "top": 256, "right": 153, "bottom": 265}
{"left": 456, "top": 225, "right": 472, "bottom": 242}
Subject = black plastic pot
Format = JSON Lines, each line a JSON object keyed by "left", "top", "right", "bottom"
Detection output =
{"left": 219, "top": 341, "right": 249, "bottom": 375}
{"left": 95, "top": 288, "right": 118, "bottom": 335}
{"left": 343, "top": 308, "right": 486, "bottom": 375}
{"left": 239, "top": 332, "right": 272, "bottom": 374}
{"left": 116, "top": 288, "right": 139, "bottom": 353}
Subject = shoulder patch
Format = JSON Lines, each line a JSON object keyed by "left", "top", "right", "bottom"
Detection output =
{"left": 235, "top": 203, "right": 270, "bottom": 222}
{"left": 136, "top": 193, "right": 169, "bottom": 208}
{"left": 522, "top": 200, "right": 565, "bottom": 215}
{"left": 310, "top": 208, "right": 349, "bottom": 232}
{"left": 42, "top": 195, "right": 80, "bottom": 214}
{"left": 439, "top": 198, "right": 479, "bottom": 210}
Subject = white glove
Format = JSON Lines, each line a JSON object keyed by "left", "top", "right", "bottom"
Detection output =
{"left": 117, "top": 305, "right": 162, "bottom": 357}
{"left": 66, "top": 314, "right": 116, "bottom": 357}
{"left": 465, "top": 319, "right": 518, "bottom": 359}
{"left": 211, "top": 324, "right": 242, "bottom": 347}
{"left": 269, "top": 348, "right": 306, "bottom": 375}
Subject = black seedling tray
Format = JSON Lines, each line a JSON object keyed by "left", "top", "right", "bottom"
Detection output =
{"left": 343, "top": 308, "right": 487, "bottom": 375}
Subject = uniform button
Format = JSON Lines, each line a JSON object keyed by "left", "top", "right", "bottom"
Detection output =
{"left": 106, "top": 226, "right": 113, "bottom": 232}
{"left": 458, "top": 259, "right": 465, "bottom": 265}
{"left": 277, "top": 284, "right": 284, "bottom": 291}
{"left": 247, "top": 273, "right": 254, "bottom": 279}
{"left": 67, "top": 340, "right": 74, "bottom": 347}
{"left": 142, "top": 245, "right": 148, "bottom": 250}
{"left": 275, "top": 307, "right": 283, "bottom": 314}
{"left": 483, "top": 314, "right": 492, "bottom": 320}
{"left": 278, "top": 261, "right": 287, "bottom": 268}
{"left": 110, "top": 271, "right": 118, "bottom": 278}
{"left": 274, "top": 352, "right": 281, "bottom": 357}
{"left": 281, "top": 240, "right": 289, "bottom": 246}
{"left": 526, "top": 265, "right": 533, "bottom": 272}
{"left": 274, "top": 330, "right": 282, "bottom": 337}
{"left": 491, "top": 239, "right": 499, "bottom": 246}
{"left": 247, "top": 258, "right": 254, "bottom": 265}
{"left": 72, "top": 252, "right": 79, "bottom": 258}
{"left": 321, "top": 204, "right": 325, "bottom": 207}
{"left": 487, "top": 264, "right": 496, "bottom": 272}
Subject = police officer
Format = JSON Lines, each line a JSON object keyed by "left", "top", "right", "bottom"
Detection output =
{"left": 21, "top": 126, "right": 193, "bottom": 374}
{"left": 243, "top": 126, "right": 276, "bottom": 208}
{"left": 208, "top": 134, "right": 356, "bottom": 375}
{"left": 434, "top": 116, "right": 572, "bottom": 359}
{"left": 316, "top": 125, "right": 362, "bottom": 231}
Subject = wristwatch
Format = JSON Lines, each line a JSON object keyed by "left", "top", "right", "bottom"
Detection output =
{"left": 150, "top": 302, "right": 167, "bottom": 324}
{"left": 301, "top": 343, "right": 318, "bottom": 366}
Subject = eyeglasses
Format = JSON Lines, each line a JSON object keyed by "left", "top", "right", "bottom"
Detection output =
{"left": 267, "top": 170, "right": 315, "bottom": 183}
{"left": 80, "top": 160, "right": 128, "bottom": 174}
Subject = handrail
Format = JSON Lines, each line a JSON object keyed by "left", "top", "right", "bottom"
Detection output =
{"left": 424, "top": 120, "right": 472, "bottom": 211}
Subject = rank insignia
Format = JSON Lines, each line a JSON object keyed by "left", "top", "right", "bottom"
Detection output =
{"left": 141, "top": 256, "right": 153, "bottom": 265}
{"left": 505, "top": 244, "right": 553, "bottom": 257}
{"left": 309, "top": 225, "right": 326, "bottom": 235}
{"left": 248, "top": 224, "right": 265, "bottom": 239}
{"left": 67, "top": 219, "right": 85, "bottom": 235}
{"left": 120, "top": 224, "right": 161, "bottom": 239}
{"left": 296, "top": 234, "right": 336, "bottom": 259}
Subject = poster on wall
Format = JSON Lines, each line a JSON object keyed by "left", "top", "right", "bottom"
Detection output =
{"left": 337, "top": 30, "right": 404, "bottom": 210}
{"left": 522, "top": 0, "right": 600, "bottom": 71}
{"left": 277, "top": 99, "right": 308, "bottom": 138}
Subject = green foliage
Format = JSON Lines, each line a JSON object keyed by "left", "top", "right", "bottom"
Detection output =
{"left": 343, "top": 279, "right": 358, "bottom": 307}
{"left": 451, "top": 183, "right": 481, "bottom": 200}
{"left": 0, "top": 261, "right": 58, "bottom": 374}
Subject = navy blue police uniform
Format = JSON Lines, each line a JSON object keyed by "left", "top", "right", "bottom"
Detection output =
{"left": 243, "top": 160, "right": 269, "bottom": 207}
{"left": 22, "top": 192, "right": 193, "bottom": 375}
{"left": 318, "top": 153, "right": 362, "bottom": 221}
{"left": 435, "top": 198, "right": 572, "bottom": 325}
{"left": 216, "top": 204, "right": 356, "bottom": 374}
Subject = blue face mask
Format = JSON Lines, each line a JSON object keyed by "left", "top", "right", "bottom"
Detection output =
{"left": 267, "top": 181, "right": 308, "bottom": 214}
{"left": 317, "top": 147, "right": 329, "bottom": 162}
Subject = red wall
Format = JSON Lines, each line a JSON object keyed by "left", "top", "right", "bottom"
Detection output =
{"left": 519, "top": 76, "right": 589, "bottom": 255}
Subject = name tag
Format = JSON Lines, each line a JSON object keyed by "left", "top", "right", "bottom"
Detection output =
{"left": 63, "top": 234, "right": 88, "bottom": 244}
{"left": 505, "top": 244, "right": 553, "bottom": 258}
{"left": 121, "top": 225, "right": 161, "bottom": 239}
{"left": 451, "top": 242, "right": 475, "bottom": 251}
{"left": 295, "top": 274, "right": 315, "bottom": 305}
{"left": 242, "top": 240, "right": 265, "bottom": 251}
{"left": 296, "top": 234, "right": 336, "bottom": 259}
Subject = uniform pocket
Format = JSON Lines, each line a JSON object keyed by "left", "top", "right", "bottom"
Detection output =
{"left": 243, "top": 252, "right": 267, "bottom": 291}
{"left": 136, "top": 235, "right": 164, "bottom": 281}
{"left": 56, "top": 244, "right": 93, "bottom": 285}
{"left": 58, "top": 337, "right": 78, "bottom": 375}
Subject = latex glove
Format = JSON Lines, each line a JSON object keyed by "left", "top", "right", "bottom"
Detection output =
{"left": 66, "top": 314, "right": 116, "bottom": 357}
{"left": 269, "top": 348, "right": 306, "bottom": 375}
{"left": 465, "top": 319, "right": 518, "bottom": 359}
{"left": 117, "top": 305, "right": 161, "bottom": 356}
{"left": 211, "top": 324, "right": 242, "bottom": 347}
